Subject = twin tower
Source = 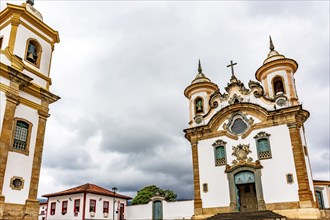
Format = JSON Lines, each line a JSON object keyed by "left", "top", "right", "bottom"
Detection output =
{"left": 183, "top": 38, "right": 319, "bottom": 219}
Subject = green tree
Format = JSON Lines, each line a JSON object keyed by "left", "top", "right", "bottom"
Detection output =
{"left": 131, "top": 185, "right": 177, "bottom": 205}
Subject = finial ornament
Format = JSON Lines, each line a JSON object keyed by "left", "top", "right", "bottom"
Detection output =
{"left": 269, "top": 35, "right": 275, "bottom": 51}
{"left": 198, "top": 59, "right": 202, "bottom": 73}
{"left": 27, "top": 0, "right": 34, "bottom": 6}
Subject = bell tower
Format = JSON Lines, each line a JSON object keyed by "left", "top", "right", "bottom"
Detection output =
{"left": 0, "top": 1, "right": 60, "bottom": 219}
{"left": 256, "top": 36, "right": 299, "bottom": 108}
{"left": 184, "top": 60, "right": 218, "bottom": 127}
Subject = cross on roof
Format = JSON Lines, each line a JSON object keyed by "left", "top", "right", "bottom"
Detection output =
{"left": 227, "top": 60, "right": 237, "bottom": 76}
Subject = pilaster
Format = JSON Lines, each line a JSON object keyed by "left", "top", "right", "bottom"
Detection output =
{"left": 191, "top": 138, "right": 203, "bottom": 216}
{"left": 8, "top": 13, "right": 21, "bottom": 54}
{"left": 0, "top": 91, "right": 19, "bottom": 195}
{"left": 0, "top": 91, "right": 19, "bottom": 219}
{"left": 288, "top": 123, "right": 314, "bottom": 206}
{"left": 27, "top": 105, "right": 49, "bottom": 201}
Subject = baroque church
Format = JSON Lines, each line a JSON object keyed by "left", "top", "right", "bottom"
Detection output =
{"left": 0, "top": 1, "right": 329, "bottom": 220}
{"left": 183, "top": 38, "right": 328, "bottom": 219}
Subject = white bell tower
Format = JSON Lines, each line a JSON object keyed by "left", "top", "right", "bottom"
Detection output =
{"left": 0, "top": 0, "right": 60, "bottom": 219}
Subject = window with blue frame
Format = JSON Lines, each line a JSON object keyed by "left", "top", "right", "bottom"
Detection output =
{"left": 254, "top": 132, "right": 272, "bottom": 160}
{"left": 213, "top": 140, "right": 227, "bottom": 166}
{"left": 215, "top": 146, "right": 226, "bottom": 166}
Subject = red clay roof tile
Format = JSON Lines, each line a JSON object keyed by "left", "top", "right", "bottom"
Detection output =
{"left": 42, "top": 183, "right": 131, "bottom": 199}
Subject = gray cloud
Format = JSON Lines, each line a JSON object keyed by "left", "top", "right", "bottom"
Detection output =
{"left": 2, "top": 1, "right": 327, "bottom": 200}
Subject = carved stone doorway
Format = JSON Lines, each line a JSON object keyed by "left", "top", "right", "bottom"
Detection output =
{"left": 226, "top": 167, "right": 266, "bottom": 212}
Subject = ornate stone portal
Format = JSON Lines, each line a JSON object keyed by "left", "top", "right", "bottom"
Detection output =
{"left": 225, "top": 144, "right": 266, "bottom": 212}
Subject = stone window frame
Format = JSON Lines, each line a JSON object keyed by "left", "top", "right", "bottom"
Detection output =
{"left": 24, "top": 38, "right": 42, "bottom": 68}
{"left": 254, "top": 131, "right": 272, "bottom": 160}
{"left": 10, "top": 118, "right": 33, "bottom": 156}
{"left": 202, "top": 183, "right": 208, "bottom": 193}
{"left": 225, "top": 112, "right": 253, "bottom": 136}
{"left": 10, "top": 176, "right": 24, "bottom": 190}
{"left": 213, "top": 139, "right": 227, "bottom": 166}
{"left": 286, "top": 173, "right": 294, "bottom": 184}
{"left": 194, "top": 96, "right": 204, "bottom": 114}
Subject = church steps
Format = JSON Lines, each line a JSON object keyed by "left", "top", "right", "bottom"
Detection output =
{"left": 206, "top": 210, "right": 287, "bottom": 220}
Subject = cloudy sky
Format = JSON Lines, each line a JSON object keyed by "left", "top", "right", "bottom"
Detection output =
{"left": 1, "top": 0, "right": 329, "bottom": 200}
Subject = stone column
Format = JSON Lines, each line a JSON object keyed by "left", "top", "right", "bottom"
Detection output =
{"left": 288, "top": 123, "right": 314, "bottom": 207}
{"left": 191, "top": 138, "right": 203, "bottom": 216}
{"left": 255, "top": 169, "right": 266, "bottom": 210}
{"left": 227, "top": 174, "right": 237, "bottom": 212}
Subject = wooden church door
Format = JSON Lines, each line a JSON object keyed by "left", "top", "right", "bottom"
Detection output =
{"left": 235, "top": 171, "right": 258, "bottom": 212}
{"left": 238, "top": 183, "right": 257, "bottom": 212}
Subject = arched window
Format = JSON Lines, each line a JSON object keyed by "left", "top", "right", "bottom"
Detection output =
{"left": 11, "top": 119, "right": 32, "bottom": 155}
{"left": 152, "top": 200, "right": 163, "bottom": 220}
{"left": 254, "top": 132, "right": 272, "bottom": 160}
{"left": 25, "top": 39, "right": 42, "bottom": 67}
{"left": 273, "top": 77, "right": 285, "bottom": 95}
{"left": 195, "top": 97, "right": 204, "bottom": 114}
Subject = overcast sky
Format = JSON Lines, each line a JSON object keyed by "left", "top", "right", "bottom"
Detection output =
{"left": 1, "top": 0, "right": 329, "bottom": 200}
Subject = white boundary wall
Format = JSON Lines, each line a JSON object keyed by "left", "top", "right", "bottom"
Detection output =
{"left": 126, "top": 200, "right": 193, "bottom": 220}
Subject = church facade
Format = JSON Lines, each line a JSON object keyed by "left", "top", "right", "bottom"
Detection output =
{"left": 183, "top": 38, "right": 322, "bottom": 219}
{"left": 0, "top": 0, "right": 59, "bottom": 219}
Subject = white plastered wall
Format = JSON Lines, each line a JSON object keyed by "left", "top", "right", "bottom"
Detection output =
{"left": 125, "top": 200, "right": 193, "bottom": 220}
{"left": 198, "top": 122, "right": 300, "bottom": 209}
{"left": 126, "top": 203, "right": 152, "bottom": 220}
{"left": 85, "top": 193, "right": 127, "bottom": 220}
{"left": 2, "top": 103, "right": 39, "bottom": 204}
{"left": 47, "top": 193, "right": 84, "bottom": 220}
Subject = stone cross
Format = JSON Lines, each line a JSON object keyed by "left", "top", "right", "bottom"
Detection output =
{"left": 227, "top": 60, "right": 237, "bottom": 76}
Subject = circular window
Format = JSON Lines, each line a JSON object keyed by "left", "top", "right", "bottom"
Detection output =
{"left": 10, "top": 176, "right": 24, "bottom": 190}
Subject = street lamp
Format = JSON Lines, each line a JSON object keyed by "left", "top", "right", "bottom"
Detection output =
{"left": 112, "top": 187, "right": 117, "bottom": 220}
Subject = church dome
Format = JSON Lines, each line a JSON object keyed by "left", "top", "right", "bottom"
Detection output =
{"left": 191, "top": 60, "right": 211, "bottom": 85}
{"left": 25, "top": 2, "right": 43, "bottom": 21}
{"left": 191, "top": 72, "right": 211, "bottom": 84}
{"left": 263, "top": 49, "right": 285, "bottom": 65}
